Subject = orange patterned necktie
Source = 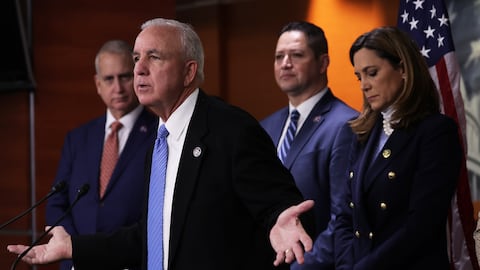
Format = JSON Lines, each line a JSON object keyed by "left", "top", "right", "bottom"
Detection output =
{"left": 99, "top": 121, "right": 123, "bottom": 198}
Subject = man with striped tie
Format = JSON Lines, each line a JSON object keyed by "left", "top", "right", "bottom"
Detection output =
{"left": 261, "top": 21, "right": 358, "bottom": 270}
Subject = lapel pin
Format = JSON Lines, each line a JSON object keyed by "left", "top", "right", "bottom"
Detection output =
{"left": 313, "top": 116, "right": 322, "bottom": 122}
{"left": 140, "top": 125, "right": 147, "bottom": 133}
{"left": 193, "top": 146, "right": 202, "bottom": 158}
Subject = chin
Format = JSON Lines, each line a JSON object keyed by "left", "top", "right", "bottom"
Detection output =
{"left": 137, "top": 97, "right": 152, "bottom": 107}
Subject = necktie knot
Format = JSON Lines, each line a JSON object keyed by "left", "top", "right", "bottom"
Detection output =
{"left": 157, "top": 124, "right": 169, "bottom": 140}
{"left": 279, "top": 109, "right": 300, "bottom": 164}
{"left": 110, "top": 121, "right": 123, "bottom": 133}
{"left": 290, "top": 110, "right": 300, "bottom": 123}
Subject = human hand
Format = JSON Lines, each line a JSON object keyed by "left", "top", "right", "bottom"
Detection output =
{"left": 270, "top": 200, "right": 314, "bottom": 266}
{"left": 7, "top": 226, "right": 72, "bottom": 265}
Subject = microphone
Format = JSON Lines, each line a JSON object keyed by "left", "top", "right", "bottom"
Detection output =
{"left": 10, "top": 183, "right": 90, "bottom": 270}
{"left": 0, "top": 180, "right": 67, "bottom": 230}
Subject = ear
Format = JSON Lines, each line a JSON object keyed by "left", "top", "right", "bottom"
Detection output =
{"left": 94, "top": 74, "right": 102, "bottom": 94}
{"left": 399, "top": 61, "right": 406, "bottom": 79}
{"left": 319, "top": 54, "right": 329, "bottom": 74}
{"left": 184, "top": 60, "right": 198, "bottom": 87}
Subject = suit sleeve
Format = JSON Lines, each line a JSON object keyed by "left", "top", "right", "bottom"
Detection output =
{"left": 231, "top": 117, "right": 311, "bottom": 231}
{"left": 334, "top": 162, "right": 355, "bottom": 270}
{"left": 72, "top": 222, "right": 143, "bottom": 270}
{"left": 333, "top": 123, "right": 357, "bottom": 270}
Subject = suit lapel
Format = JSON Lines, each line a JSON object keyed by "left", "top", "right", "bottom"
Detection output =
{"left": 273, "top": 108, "right": 289, "bottom": 147}
{"left": 87, "top": 116, "right": 106, "bottom": 201}
{"left": 77, "top": 117, "right": 105, "bottom": 232}
{"left": 110, "top": 109, "right": 155, "bottom": 184}
{"left": 353, "top": 121, "right": 381, "bottom": 200}
{"left": 168, "top": 91, "right": 208, "bottom": 265}
{"left": 283, "top": 90, "right": 333, "bottom": 167}
{"left": 362, "top": 122, "right": 415, "bottom": 192}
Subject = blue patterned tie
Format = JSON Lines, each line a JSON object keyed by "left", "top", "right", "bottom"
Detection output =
{"left": 279, "top": 110, "right": 300, "bottom": 164}
{"left": 148, "top": 124, "right": 169, "bottom": 270}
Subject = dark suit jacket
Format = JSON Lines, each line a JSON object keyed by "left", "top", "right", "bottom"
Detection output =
{"left": 334, "top": 113, "right": 462, "bottom": 270}
{"left": 71, "top": 90, "right": 311, "bottom": 270}
{"left": 261, "top": 89, "right": 358, "bottom": 269}
{"left": 46, "top": 108, "right": 157, "bottom": 270}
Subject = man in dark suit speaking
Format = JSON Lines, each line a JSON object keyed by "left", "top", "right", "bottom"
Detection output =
{"left": 8, "top": 18, "right": 314, "bottom": 270}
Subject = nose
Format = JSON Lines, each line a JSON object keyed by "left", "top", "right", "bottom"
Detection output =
{"left": 111, "top": 77, "right": 122, "bottom": 92}
{"left": 360, "top": 78, "right": 370, "bottom": 92}
{"left": 281, "top": 55, "right": 293, "bottom": 68}
{"left": 134, "top": 57, "right": 148, "bottom": 76}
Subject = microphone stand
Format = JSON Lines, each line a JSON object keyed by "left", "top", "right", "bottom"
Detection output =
{"left": 0, "top": 181, "right": 66, "bottom": 231}
{"left": 10, "top": 184, "right": 89, "bottom": 270}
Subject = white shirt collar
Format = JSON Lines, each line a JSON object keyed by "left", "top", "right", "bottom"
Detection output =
{"left": 381, "top": 106, "right": 397, "bottom": 136}
{"left": 288, "top": 86, "right": 328, "bottom": 128}
{"left": 159, "top": 88, "right": 199, "bottom": 141}
{"left": 105, "top": 105, "right": 143, "bottom": 131}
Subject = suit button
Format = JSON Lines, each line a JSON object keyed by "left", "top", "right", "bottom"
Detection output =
{"left": 349, "top": 171, "right": 354, "bottom": 179}
{"left": 380, "top": 202, "right": 387, "bottom": 210}
{"left": 388, "top": 171, "right": 396, "bottom": 180}
{"left": 355, "top": 231, "right": 360, "bottom": 238}
{"left": 382, "top": 149, "right": 391, "bottom": 158}
{"left": 349, "top": 202, "right": 354, "bottom": 208}
{"left": 369, "top": 232, "right": 373, "bottom": 239}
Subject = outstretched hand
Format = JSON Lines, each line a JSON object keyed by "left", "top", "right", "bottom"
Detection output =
{"left": 7, "top": 226, "right": 72, "bottom": 265}
{"left": 270, "top": 200, "right": 314, "bottom": 266}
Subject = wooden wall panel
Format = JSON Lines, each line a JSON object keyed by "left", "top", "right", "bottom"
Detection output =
{"left": 0, "top": 91, "right": 31, "bottom": 270}
{"left": 178, "top": 0, "right": 401, "bottom": 121}
{"left": 177, "top": 0, "right": 311, "bottom": 120}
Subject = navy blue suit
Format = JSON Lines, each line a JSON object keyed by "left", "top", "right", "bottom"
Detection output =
{"left": 46, "top": 107, "right": 157, "bottom": 270}
{"left": 334, "top": 113, "right": 462, "bottom": 270}
{"left": 261, "top": 89, "right": 358, "bottom": 269}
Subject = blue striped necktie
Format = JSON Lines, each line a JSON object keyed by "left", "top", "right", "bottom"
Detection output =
{"left": 148, "top": 124, "right": 169, "bottom": 270}
{"left": 279, "top": 110, "right": 300, "bottom": 164}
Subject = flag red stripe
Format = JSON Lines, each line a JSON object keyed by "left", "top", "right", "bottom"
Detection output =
{"left": 436, "top": 58, "right": 458, "bottom": 121}
{"left": 436, "top": 56, "right": 479, "bottom": 270}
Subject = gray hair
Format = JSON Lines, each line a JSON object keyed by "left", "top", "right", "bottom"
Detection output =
{"left": 94, "top": 40, "right": 133, "bottom": 74}
{"left": 141, "top": 18, "right": 205, "bottom": 83}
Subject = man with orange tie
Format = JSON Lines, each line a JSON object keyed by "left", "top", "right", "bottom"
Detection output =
{"left": 45, "top": 40, "right": 157, "bottom": 270}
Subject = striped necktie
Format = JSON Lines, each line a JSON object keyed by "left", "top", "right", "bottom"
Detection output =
{"left": 148, "top": 124, "right": 169, "bottom": 270}
{"left": 99, "top": 121, "right": 123, "bottom": 198}
{"left": 279, "top": 110, "right": 300, "bottom": 164}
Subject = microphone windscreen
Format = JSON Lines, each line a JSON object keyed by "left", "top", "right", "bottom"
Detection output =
{"left": 77, "top": 184, "right": 90, "bottom": 196}
{"left": 51, "top": 180, "right": 66, "bottom": 192}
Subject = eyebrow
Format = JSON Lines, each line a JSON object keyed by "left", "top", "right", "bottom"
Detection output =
{"left": 101, "top": 72, "right": 133, "bottom": 79}
{"left": 359, "top": 65, "right": 376, "bottom": 72}
{"left": 354, "top": 65, "right": 376, "bottom": 76}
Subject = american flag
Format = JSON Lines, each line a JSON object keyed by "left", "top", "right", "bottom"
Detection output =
{"left": 397, "top": 1, "right": 478, "bottom": 270}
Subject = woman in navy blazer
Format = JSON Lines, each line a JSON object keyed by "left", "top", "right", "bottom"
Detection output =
{"left": 334, "top": 26, "right": 463, "bottom": 270}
